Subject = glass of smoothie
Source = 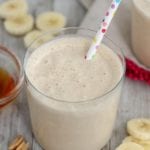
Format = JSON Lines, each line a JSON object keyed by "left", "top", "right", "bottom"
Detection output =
{"left": 131, "top": 0, "right": 150, "bottom": 67}
{"left": 24, "top": 27, "right": 125, "bottom": 150}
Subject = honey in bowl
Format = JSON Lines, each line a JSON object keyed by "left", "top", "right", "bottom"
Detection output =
{"left": 0, "top": 45, "right": 24, "bottom": 109}
{"left": 0, "top": 67, "right": 16, "bottom": 99}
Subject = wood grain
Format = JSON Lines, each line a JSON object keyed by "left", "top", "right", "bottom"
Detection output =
{"left": 0, "top": 0, "right": 86, "bottom": 149}
{"left": 80, "top": 0, "right": 150, "bottom": 149}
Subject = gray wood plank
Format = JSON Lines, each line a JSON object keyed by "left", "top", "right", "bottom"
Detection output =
{"left": 80, "top": 0, "right": 150, "bottom": 149}
{"left": 32, "top": 138, "right": 43, "bottom": 150}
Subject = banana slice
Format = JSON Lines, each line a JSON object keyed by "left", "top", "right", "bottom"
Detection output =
{"left": 36, "top": 11, "right": 66, "bottom": 32}
{"left": 0, "top": 0, "right": 28, "bottom": 19}
{"left": 24, "top": 30, "right": 42, "bottom": 48}
{"left": 123, "top": 136, "right": 141, "bottom": 143}
{"left": 123, "top": 136, "right": 150, "bottom": 150}
{"left": 123, "top": 136, "right": 150, "bottom": 145}
{"left": 140, "top": 143, "right": 150, "bottom": 150}
{"left": 127, "top": 118, "right": 150, "bottom": 141}
{"left": 4, "top": 15, "right": 34, "bottom": 36}
{"left": 24, "top": 30, "right": 54, "bottom": 48}
{"left": 116, "top": 142, "right": 144, "bottom": 150}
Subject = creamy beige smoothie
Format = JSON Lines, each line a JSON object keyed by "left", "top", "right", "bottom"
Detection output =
{"left": 132, "top": 0, "right": 150, "bottom": 67}
{"left": 25, "top": 35, "right": 124, "bottom": 150}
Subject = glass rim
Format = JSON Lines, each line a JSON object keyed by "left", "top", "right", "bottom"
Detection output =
{"left": 24, "top": 27, "right": 126, "bottom": 104}
{"left": 0, "top": 45, "right": 24, "bottom": 104}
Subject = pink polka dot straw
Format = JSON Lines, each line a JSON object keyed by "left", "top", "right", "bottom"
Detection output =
{"left": 85, "top": 0, "right": 122, "bottom": 60}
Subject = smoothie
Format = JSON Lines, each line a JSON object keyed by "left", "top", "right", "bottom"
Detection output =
{"left": 25, "top": 36, "right": 124, "bottom": 150}
{"left": 132, "top": 0, "right": 150, "bottom": 67}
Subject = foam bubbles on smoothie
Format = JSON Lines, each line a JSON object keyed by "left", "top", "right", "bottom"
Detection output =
{"left": 26, "top": 36, "right": 123, "bottom": 102}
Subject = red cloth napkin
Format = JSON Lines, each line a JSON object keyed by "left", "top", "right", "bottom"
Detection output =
{"left": 125, "top": 58, "right": 150, "bottom": 85}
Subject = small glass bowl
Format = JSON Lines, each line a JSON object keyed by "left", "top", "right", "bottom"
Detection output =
{"left": 0, "top": 45, "right": 24, "bottom": 109}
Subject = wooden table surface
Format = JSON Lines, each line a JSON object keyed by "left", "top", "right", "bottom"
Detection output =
{"left": 0, "top": 0, "right": 150, "bottom": 150}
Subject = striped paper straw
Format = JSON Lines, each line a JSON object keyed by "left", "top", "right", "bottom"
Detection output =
{"left": 85, "top": 0, "right": 122, "bottom": 60}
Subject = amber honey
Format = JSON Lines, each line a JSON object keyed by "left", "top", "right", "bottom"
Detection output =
{"left": 0, "top": 67, "right": 16, "bottom": 107}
